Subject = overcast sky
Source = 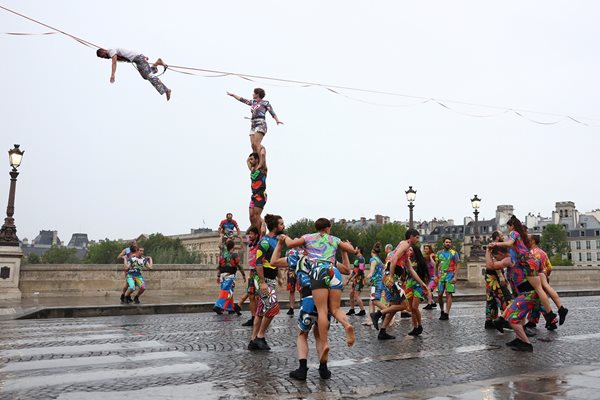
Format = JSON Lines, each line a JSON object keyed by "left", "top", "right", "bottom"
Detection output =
{"left": 1, "top": 1, "right": 599, "bottom": 242}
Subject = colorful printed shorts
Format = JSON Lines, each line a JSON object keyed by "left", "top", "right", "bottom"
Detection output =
{"left": 381, "top": 273, "right": 406, "bottom": 304}
{"left": 310, "top": 262, "right": 343, "bottom": 290}
{"left": 287, "top": 270, "right": 297, "bottom": 292}
{"left": 405, "top": 278, "right": 425, "bottom": 301}
{"left": 485, "top": 273, "right": 512, "bottom": 321}
{"left": 247, "top": 270, "right": 258, "bottom": 295}
{"left": 504, "top": 290, "right": 539, "bottom": 324}
{"left": 250, "top": 118, "right": 267, "bottom": 134}
{"left": 126, "top": 274, "right": 145, "bottom": 291}
{"left": 249, "top": 192, "right": 267, "bottom": 209}
{"left": 256, "top": 277, "right": 280, "bottom": 318}
{"left": 437, "top": 271, "right": 455, "bottom": 295}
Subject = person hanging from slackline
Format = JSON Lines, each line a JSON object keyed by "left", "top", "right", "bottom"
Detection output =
{"left": 96, "top": 48, "right": 172, "bottom": 101}
{"left": 227, "top": 88, "right": 283, "bottom": 154}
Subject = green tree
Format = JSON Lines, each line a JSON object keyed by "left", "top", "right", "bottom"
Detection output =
{"left": 85, "top": 239, "right": 124, "bottom": 264}
{"left": 138, "top": 233, "right": 199, "bottom": 264}
{"left": 540, "top": 224, "right": 570, "bottom": 258}
{"left": 285, "top": 218, "right": 314, "bottom": 240}
{"left": 550, "top": 254, "right": 573, "bottom": 266}
{"left": 42, "top": 246, "right": 80, "bottom": 264}
{"left": 375, "top": 223, "right": 407, "bottom": 249}
{"left": 24, "top": 253, "right": 41, "bottom": 264}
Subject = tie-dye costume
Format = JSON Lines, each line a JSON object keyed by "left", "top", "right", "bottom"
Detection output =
{"left": 255, "top": 235, "right": 280, "bottom": 318}
{"left": 250, "top": 168, "right": 267, "bottom": 209}
{"left": 302, "top": 233, "right": 343, "bottom": 290}
{"left": 436, "top": 249, "right": 460, "bottom": 294}
{"left": 405, "top": 260, "right": 425, "bottom": 301}
{"left": 379, "top": 248, "right": 409, "bottom": 303}
{"left": 237, "top": 97, "right": 277, "bottom": 134}
{"left": 426, "top": 258, "right": 438, "bottom": 292}
{"left": 485, "top": 268, "right": 513, "bottom": 321}
{"left": 214, "top": 250, "right": 241, "bottom": 312}
{"left": 503, "top": 258, "right": 540, "bottom": 324}
{"left": 531, "top": 247, "right": 552, "bottom": 277}
{"left": 508, "top": 231, "right": 539, "bottom": 276}
{"left": 351, "top": 255, "right": 366, "bottom": 292}
{"left": 369, "top": 256, "right": 384, "bottom": 300}
{"left": 126, "top": 256, "right": 147, "bottom": 291}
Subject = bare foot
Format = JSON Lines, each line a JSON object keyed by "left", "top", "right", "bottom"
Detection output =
{"left": 319, "top": 344, "right": 329, "bottom": 364}
{"left": 345, "top": 324, "right": 355, "bottom": 347}
{"left": 166, "top": 89, "right": 171, "bottom": 101}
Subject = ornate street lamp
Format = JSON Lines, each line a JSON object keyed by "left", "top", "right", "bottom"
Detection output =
{"left": 0, "top": 144, "right": 24, "bottom": 246}
{"left": 405, "top": 186, "right": 416, "bottom": 229}
{"left": 470, "top": 194, "right": 483, "bottom": 257}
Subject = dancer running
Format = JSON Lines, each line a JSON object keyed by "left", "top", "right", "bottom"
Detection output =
{"left": 248, "top": 214, "right": 284, "bottom": 351}
{"left": 405, "top": 245, "right": 430, "bottom": 336}
{"left": 284, "top": 218, "right": 356, "bottom": 377}
{"left": 238, "top": 226, "right": 260, "bottom": 327}
{"left": 213, "top": 240, "right": 246, "bottom": 315}
{"left": 422, "top": 244, "right": 438, "bottom": 309}
{"left": 484, "top": 231, "right": 513, "bottom": 329}
{"left": 485, "top": 245, "right": 536, "bottom": 352}
{"left": 227, "top": 88, "right": 283, "bottom": 154}
{"left": 436, "top": 238, "right": 460, "bottom": 320}
{"left": 525, "top": 234, "right": 568, "bottom": 330}
{"left": 488, "top": 216, "right": 559, "bottom": 328}
{"left": 247, "top": 151, "right": 267, "bottom": 234}
{"left": 346, "top": 247, "right": 366, "bottom": 317}
{"left": 123, "top": 247, "right": 153, "bottom": 304}
{"left": 364, "top": 242, "right": 385, "bottom": 326}
{"left": 96, "top": 48, "right": 171, "bottom": 100}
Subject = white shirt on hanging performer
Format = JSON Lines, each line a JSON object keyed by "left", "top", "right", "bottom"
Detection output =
{"left": 107, "top": 48, "right": 140, "bottom": 61}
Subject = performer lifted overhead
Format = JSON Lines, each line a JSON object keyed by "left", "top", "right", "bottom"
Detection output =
{"left": 227, "top": 88, "right": 283, "bottom": 153}
{"left": 96, "top": 48, "right": 172, "bottom": 101}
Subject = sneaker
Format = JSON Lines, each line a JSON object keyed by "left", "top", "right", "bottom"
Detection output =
{"left": 545, "top": 311, "right": 558, "bottom": 328}
{"left": 440, "top": 312, "right": 449, "bottom": 321}
{"left": 431, "top": 302, "right": 437, "bottom": 308}
{"left": 484, "top": 320, "right": 495, "bottom": 330}
{"left": 289, "top": 368, "right": 308, "bottom": 381}
{"left": 247, "top": 339, "right": 259, "bottom": 351}
{"left": 346, "top": 309, "right": 356, "bottom": 316}
{"left": 558, "top": 306, "right": 569, "bottom": 326}
{"left": 242, "top": 317, "right": 254, "bottom": 327}
{"left": 401, "top": 312, "right": 411, "bottom": 318}
{"left": 524, "top": 326, "right": 537, "bottom": 337}
{"left": 234, "top": 304, "right": 242, "bottom": 316}
{"left": 370, "top": 311, "right": 382, "bottom": 330}
{"left": 255, "top": 337, "right": 271, "bottom": 351}
{"left": 318, "top": 365, "right": 332, "bottom": 379}
{"left": 547, "top": 323, "right": 558, "bottom": 331}
{"left": 423, "top": 303, "right": 434, "bottom": 310}
{"left": 377, "top": 330, "right": 396, "bottom": 340}
{"left": 212, "top": 306, "right": 224, "bottom": 315}
{"left": 439, "top": 311, "right": 445, "bottom": 320}
{"left": 287, "top": 308, "right": 294, "bottom": 316}
{"left": 133, "top": 296, "right": 140, "bottom": 304}
{"left": 524, "top": 321, "right": 536, "bottom": 329}
{"left": 415, "top": 325, "right": 423, "bottom": 336}
{"left": 511, "top": 339, "right": 533, "bottom": 352}
{"left": 493, "top": 317, "right": 505, "bottom": 333}
{"left": 124, "top": 296, "right": 132, "bottom": 304}
{"left": 505, "top": 338, "right": 519, "bottom": 348}
{"left": 407, "top": 327, "right": 417, "bottom": 336}
{"left": 120, "top": 294, "right": 125, "bottom": 304}
{"left": 356, "top": 310, "right": 366, "bottom": 316}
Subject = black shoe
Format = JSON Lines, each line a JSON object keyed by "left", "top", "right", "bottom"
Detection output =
{"left": 439, "top": 311, "right": 446, "bottom": 320}
{"left": 503, "top": 320, "right": 513, "bottom": 330}
{"left": 401, "top": 312, "right": 411, "bottom": 318}
{"left": 133, "top": 296, "right": 140, "bottom": 304}
{"left": 431, "top": 302, "right": 437, "bottom": 308}
{"left": 378, "top": 330, "right": 396, "bottom": 340}
{"left": 124, "top": 296, "right": 132, "bottom": 304}
{"left": 213, "top": 306, "right": 224, "bottom": 315}
{"left": 524, "top": 326, "right": 537, "bottom": 337}
{"left": 524, "top": 321, "right": 536, "bottom": 329}
{"left": 484, "top": 320, "right": 495, "bottom": 330}
{"left": 506, "top": 338, "right": 519, "bottom": 348}
{"left": 289, "top": 367, "right": 308, "bottom": 381}
{"left": 415, "top": 325, "right": 423, "bottom": 336}
{"left": 423, "top": 303, "right": 434, "bottom": 310}
{"left": 440, "top": 312, "right": 449, "bottom": 321}
{"left": 547, "top": 323, "right": 558, "bottom": 331}
{"left": 346, "top": 309, "right": 356, "bottom": 316}
{"left": 247, "top": 339, "right": 259, "bottom": 351}
{"left": 234, "top": 304, "right": 242, "bottom": 316}
{"left": 287, "top": 308, "right": 294, "bottom": 316}
{"left": 120, "top": 294, "right": 125, "bottom": 304}
{"left": 493, "top": 317, "right": 505, "bottom": 333}
{"left": 318, "top": 365, "right": 332, "bottom": 379}
{"left": 511, "top": 339, "right": 533, "bottom": 352}
{"left": 370, "top": 311, "right": 382, "bottom": 330}
{"left": 558, "top": 306, "right": 568, "bottom": 326}
{"left": 242, "top": 317, "right": 254, "bottom": 327}
{"left": 356, "top": 310, "right": 366, "bottom": 316}
{"left": 407, "top": 327, "right": 417, "bottom": 336}
{"left": 255, "top": 337, "right": 271, "bottom": 351}
{"left": 545, "top": 311, "right": 558, "bottom": 328}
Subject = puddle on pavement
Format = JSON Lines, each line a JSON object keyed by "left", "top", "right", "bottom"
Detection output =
{"left": 0, "top": 340, "right": 164, "bottom": 357}
{"left": 9, "top": 333, "right": 127, "bottom": 345}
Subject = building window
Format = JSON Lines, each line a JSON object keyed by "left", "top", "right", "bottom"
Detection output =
{"left": 596, "top": 230, "right": 600, "bottom": 236}
{"left": 581, "top": 231, "right": 585, "bottom": 237}
{"left": 565, "top": 210, "right": 569, "bottom": 217}
{"left": 597, "top": 240, "right": 600, "bottom": 249}
{"left": 586, "top": 241, "right": 591, "bottom": 250}
{"left": 597, "top": 252, "right": 600, "bottom": 261}
{"left": 579, "top": 253, "right": 583, "bottom": 262}
{"left": 576, "top": 241, "right": 581, "bottom": 250}
{"left": 560, "top": 210, "right": 564, "bottom": 218}
{"left": 587, "top": 253, "right": 592, "bottom": 262}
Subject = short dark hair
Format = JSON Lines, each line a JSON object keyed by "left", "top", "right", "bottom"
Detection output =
{"left": 531, "top": 234, "right": 541, "bottom": 246}
{"left": 371, "top": 241, "right": 381, "bottom": 255}
{"left": 225, "top": 240, "right": 235, "bottom": 251}
{"left": 226, "top": 213, "right": 233, "bottom": 218}
{"left": 246, "top": 226, "right": 259, "bottom": 235}
{"left": 491, "top": 231, "right": 503, "bottom": 242}
{"left": 254, "top": 88, "right": 265, "bottom": 99}
{"left": 405, "top": 228, "right": 420, "bottom": 240}
{"left": 96, "top": 48, "right": 105, "bottom": 57}
{"left": 443, "top": 237, "right": 452, "bottom": 243}
{"left": 315, "top": 218, "right": 331, "bottom": 231}
{"left": 249, "top": 152, "right": 259, "bottom": 160}
{"left": 264, "top": 214, "right": 282, "bottom": 232}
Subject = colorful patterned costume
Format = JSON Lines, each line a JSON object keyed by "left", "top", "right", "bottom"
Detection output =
{"left": 351, "top": 255, "right": 366, "bottom": 292}
{"left": 250, "top": 168, "right": 267, "bottom": 209}
{"left": 237, "top": 97, "right": 278, "bottom": 134}
{"left": 219, "top": 218, "right": 239, "bottom": 241}
{"left": 126, "top": 255, "right": 148, "bottom": 291}
{"left": 528, "top": 247, "right": 553, "bottom": 324}
{"left": 436, "top": 249, "right": 460, "bottom": 294}
{"left": 246, "top": 238, "right": 259, "bottom": 295}
{"left": 255, "top": 235, "right": 280, "bottom": 318}
{"left": 369, "top": 256, "right": 384, "bottom": 300}
{"left": 503, "top": 251, "right": 540, "bottom": 324}
{"left": 485, "top": 268, "right": 513, "bottom": 321}
{"left": 214, "top": 250, "right": 241, "bottom": 312}
{"left": 302, "top": 233, "right": 344, "bottom": 290}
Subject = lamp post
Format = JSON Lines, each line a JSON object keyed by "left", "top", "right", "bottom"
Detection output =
{"left": 405, "top": 186, "right": 416, "bottom": 229}
{"left": 0, "top": 144, "right": 24, "bottom": 246}
{"left": 470, "top": 194, "right": 483, "bottom": 258}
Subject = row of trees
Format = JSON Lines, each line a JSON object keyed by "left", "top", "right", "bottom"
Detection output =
{"left": 22, "top": 223, "right": 574, "bottom": 265}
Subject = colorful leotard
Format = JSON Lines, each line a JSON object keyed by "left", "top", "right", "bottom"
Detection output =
{"left": 302, "top": 233, "right": 342, "bottom": 290}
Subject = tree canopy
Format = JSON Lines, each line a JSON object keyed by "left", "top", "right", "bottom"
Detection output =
{"left": 41, "top": 246, "right": 80, "bottom": 264}
{"left": 540, "top": 224, "right": 570, "bottom": 258}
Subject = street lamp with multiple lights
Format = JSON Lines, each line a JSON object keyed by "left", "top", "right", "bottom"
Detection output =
{"left": 0, "top": 144, "right": 24, "bottom": 247}
{"left": 406, "top": 186, "right": 416, "bottom": 229}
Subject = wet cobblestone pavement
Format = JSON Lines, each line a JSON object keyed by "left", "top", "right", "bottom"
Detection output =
{"left": 1, "top": 297, "right": 600, "bottom": 399}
